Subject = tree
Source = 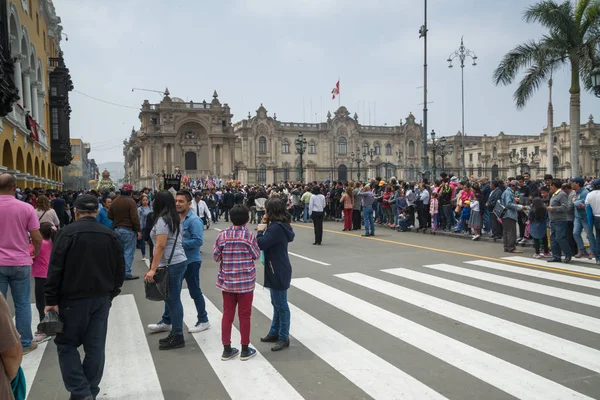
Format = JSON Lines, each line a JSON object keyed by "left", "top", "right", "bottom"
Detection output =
{"left": 493, "top": 0, "right": 600, "bottom": 178}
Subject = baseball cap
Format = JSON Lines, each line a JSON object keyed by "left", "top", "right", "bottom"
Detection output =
{"left": 121, "top": 183, "right": 133, "bottom": 191}
{"left": 74, "top": 194, "right": 99, "bottom": 212}
{"left": 592, "top": 179, "right": 600, "bottom": 187}
{"left": 570, "top": 177, "right": 585, "bottom": 186}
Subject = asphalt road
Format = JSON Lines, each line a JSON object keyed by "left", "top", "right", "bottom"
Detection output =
{"left": 13, "top": 220, "right": 600, "bottom": 400}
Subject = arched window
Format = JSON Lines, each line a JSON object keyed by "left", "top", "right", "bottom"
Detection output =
{"left": 283, "top": 167, "right": 290, "bottom": 181}
{"left": 362, "top": 141, "right": 369, "bottom": 155}
{"left": 309, "top": 140, "right": 316, "bottom": 154}
{"left": 259, "top": 136, "right": 267, "bottom": 154}
{"left": 553, "top": 156, "right": 560, "bottom": 171}
{"left": 185, "top": 152, "right": 197, "bottom": 170}
{"left": 553, "top": 136, "right": 557, "bottom": 144}
{"left": 35, "top": 13, "right": 39, "bottom": 34}
{"left": 338, "top": 137, "right": 347, "bottom": 155}
{"left": 282, "top": 140, "right": 290, "bottom": 154}
{"left": 258, "top": 164, "right": 266, "bottom": 184}
{"left": 492, "top": 146, "right": 497, "bottom": 158}
{"left": 374, "top": 142, "right": 381, "bottom": 155}
{"left": 408, "top": 140, "right": 415, "bottom": 157}
{"left": 385, "top": 143, "right": 392, "bottom": 155}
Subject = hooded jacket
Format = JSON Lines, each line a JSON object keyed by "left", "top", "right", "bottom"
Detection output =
{"left": 257, "top": 221, "right": 295, "bottom": 290}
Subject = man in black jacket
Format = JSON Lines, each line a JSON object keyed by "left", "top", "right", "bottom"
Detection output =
{"left": 222, "top": 188, "right": 235, "bottom": 222}
{"left": 45, "top": 194, "right": 125, "bottom": 400}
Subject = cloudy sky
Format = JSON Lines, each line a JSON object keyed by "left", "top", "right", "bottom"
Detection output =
{"left": 53, "top": 0, "right": 599, "bottom": 164}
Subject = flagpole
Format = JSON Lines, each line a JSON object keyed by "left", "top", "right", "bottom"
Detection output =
{"left": 338, "top": 77, "right": 341, "bottom": 108}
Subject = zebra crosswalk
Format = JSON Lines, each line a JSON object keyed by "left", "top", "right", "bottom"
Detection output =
{"left": 21, "top": 258, "right": 600, "bottom": 400}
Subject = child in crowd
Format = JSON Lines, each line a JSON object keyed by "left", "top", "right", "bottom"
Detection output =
{"left": 32, "top": 222, "right": 56, "bottom": 344}
{"left": 458, "top": 200, "right": 471, "bottom": 234}
{"left": 529, "top": 197, "right": 551, "bottom": 258}
{"left": 430, "top": 192, "right": 439, "bottom": 232}
{"left": 213, "top": 204, "right": 261, "bottom": 361}
{"left": 469, "top": 193, "right": 483, "bottom": 240}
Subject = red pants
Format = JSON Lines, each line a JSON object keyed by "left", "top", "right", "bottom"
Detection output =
{"left": 344, "top": 208, "right": 353, "bottom": 230}
{"left": 221, "top": 291, "right": 253, "bottom": 346}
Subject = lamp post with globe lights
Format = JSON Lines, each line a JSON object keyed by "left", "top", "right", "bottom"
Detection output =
{"left": 295, "top": 133, "right": 307, "bottom": 182}
{"left": 592, "top": 65, "right": 600, "bottom": 98}
{"left": 429, "top": 130, "right": 446, "bottom": 178}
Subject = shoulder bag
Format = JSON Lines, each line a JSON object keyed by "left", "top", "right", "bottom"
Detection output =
{"left": 144, "top": 228, "right": 178, "bottom": 301}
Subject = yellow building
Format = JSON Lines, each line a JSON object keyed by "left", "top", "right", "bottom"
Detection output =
{"left": 0, "top": 0, "right": 70, "bottom": 189}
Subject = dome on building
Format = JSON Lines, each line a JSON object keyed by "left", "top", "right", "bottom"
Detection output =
{"left": 171, "top": 97, "right": 185, "bottom": 103}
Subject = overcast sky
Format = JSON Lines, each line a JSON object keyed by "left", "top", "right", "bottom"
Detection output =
{"left": 53, "top": 0, "right": 599, "bottom": 164}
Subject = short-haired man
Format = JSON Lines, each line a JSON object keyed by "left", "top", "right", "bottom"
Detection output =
{"left": 149, "top": 190, "right": 210, "bottom": 334}
{"left": 108, "top": 184, "right": 141, "bottom": 280}
{"left": 45, "top": 194, "right": 125, "bottom": 400}
{"left": 0, "top": 173, "right": 42, "bottom": 354}
{"left": 547, "top": 179, "right": 571, "bottom": 263}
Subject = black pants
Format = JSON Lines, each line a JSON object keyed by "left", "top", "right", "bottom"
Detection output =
{"left": 502, "top": 218, "right": 517, "bottom": 252}
{"left": 533, "top": 234, "right": 550, "bottom": 254}
{"left": 224, "top": 206, "right": 232, "bottom": 222}
{"left": 491, "top": 213, "right": 503, "bottom": 238}
{"left": 406, "top": 205, "right": 415, "bottom": 227}
{"left": 352, "top": 209, "right": 362, "bottom": 230}
{"left": 312, "top": 211, "right": 324, "bottom": 244}
{"left": 293, "top": 206, "right": 303, "bottom": 222}
{"left": 518, "top": 211, "right": 527, "bottom": 239}
{"left": 566, "top": 220, "right": 578, "bottom": 255}
{"left": 34, "top": 277, "right": 46, "bottom": 322}
{"left": 55, "top": 296, "right": 111, "bottom": 400}
{"left": 440, "top": 205, "right": 453, "bottom": 230}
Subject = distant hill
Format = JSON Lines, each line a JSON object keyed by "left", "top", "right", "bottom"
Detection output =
{"left": 97, "top": 162, "right": 124, "bottom": 182}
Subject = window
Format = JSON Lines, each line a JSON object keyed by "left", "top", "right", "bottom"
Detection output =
{"left": 50, "top": 85, "right": 57, "bottom": 96}
{"left": 185, "top": 152, "right": 197, "bottom": 170}
{"left": 408, "top": 141, "right": 415, "bottom": 157}
{"left": 282, "top": 140, "right": 290, "bottom": 154}
{"left": 309, "top": 140, "right": 316, "bottom": 154}
{"left": 469, "top": 153, "right": 473, "bottom": 162}
{"left": 534, "top": 146, "right": 540, "bottom": 155}
{"left": 362, "top": 141, "right": 369, "bottom": 155}
{"left": 283, "top": 168, "right": 290, "bottom": 182}
{"left": 258, "top": 164, "right": 266, "bottom": 184}
{"left": 43, "top": 32, "right": 46, "bottom": 51}
{"left": 51, "top": 108, "right": 58, "bottom": 139}
{"left": 553, "top": 136, "right": 557, "bottom": 143}
{"left": 374, "top": 142, "right": 381, "bottom": 155}
{"left": 492, "top": 146, "right": 497, "bottom": 158}
{"left": 469, "top": 168, "right": 474, "bottom": 176}
{"left": 258, "top": 136, "right": 267, "bottom": 154}
{"left": 385, "top": 143, "right": 392, "bottom": 155}
{"left": 36, "top": 13, "right": 39, "bottom": 34}
{"left": 477, "top": 152, "right": 481, "bottom": 161}
{"left": 338, "top": 137, "right": 347, "bottom": 155}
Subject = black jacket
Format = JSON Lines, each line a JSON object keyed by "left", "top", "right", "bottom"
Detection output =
{"left": 223, "top": 192, "right": 235, "bottom": 207}
{"left": 45, "top": 216, "right": 126, "bottom": 305}
{"left": 257, "top": 222, "right": 295, "bottom": 290}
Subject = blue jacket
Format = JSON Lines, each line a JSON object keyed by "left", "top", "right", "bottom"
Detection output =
{"left": 501, "top": 187, "right": 521, "bottom": 221}
{"left": 181, "top": 209, "right": 204, "bottom": 263}
{"left": 572, "top": 187, "right": 589, "bottom": 219}
{"left": 96, "top": 207, "right": 113, "bottom": 228}
{"left": 257, "top": 222, "right": 295, "bottom": 290}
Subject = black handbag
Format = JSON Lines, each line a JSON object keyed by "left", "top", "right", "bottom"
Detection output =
{"left": 144, "top": 229, "right": 178, "bottom": 301}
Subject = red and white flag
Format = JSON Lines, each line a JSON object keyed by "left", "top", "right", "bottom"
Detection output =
{"left": 331, "top": 80, "right": 340, "bottom": 99}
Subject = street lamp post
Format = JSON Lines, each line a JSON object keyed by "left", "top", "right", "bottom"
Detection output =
{"left": 447, "top": 37, "right": 478, "bottom": 181}
{"left": 351, "top": 147, "right": 366, "bottom": 182}
{"left": 429, "top": 129, "right": 447, "bottom": 179}
{"left": 295, "top": 133, "right": 307, "bottom": 182}
{"left": 509, "top": 149, "right": 535, "bottom": 175}
{"left": 592, "top": 65, "right": 600, "bottom": 98}
{"left": 591, "top": 150, "right": 600, "bottom": 177}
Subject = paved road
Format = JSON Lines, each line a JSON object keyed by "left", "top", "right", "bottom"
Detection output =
{"left": 15, "top": 220, "right": 600, "bottom": 400}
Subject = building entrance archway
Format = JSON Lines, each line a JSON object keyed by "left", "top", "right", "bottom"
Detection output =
{"left": 337, "top": 164, "right": 347, "bottom": 182}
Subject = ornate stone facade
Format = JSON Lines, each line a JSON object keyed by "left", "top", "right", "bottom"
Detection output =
{"left": 435, "top": 115, "right": 599, "bottom": 180}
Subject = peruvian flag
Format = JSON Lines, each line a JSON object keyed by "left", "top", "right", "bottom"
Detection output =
{"left": 331, "top": 80, "right": 340, "bottom": 99}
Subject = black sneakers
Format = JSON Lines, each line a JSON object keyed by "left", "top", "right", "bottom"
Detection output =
{"left": 240, "top": 347, "right": 257, "bottom": 361}
{"left": 158, "top": 333, "right": 174, "bottom": 344}
{"left": 271, "top": 339, "right": 290, "bottom": 352}
{"left": 260, "top": 333, "right": 278, "bottom": 343}
{"left": 221, "top": 346, "right": 239, "bottom": 361}
{"left": 158, "top": 334, "right": 184, "bottom": 350}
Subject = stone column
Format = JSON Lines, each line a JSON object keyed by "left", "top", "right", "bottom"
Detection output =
{"left": 30, "top": 82, "right": 39, "bottom": 120}
{"left": 211, "top": 144, "right": 216, "bottom": 176}
{"left": 13, "top": 55, "right": 23, "bottom": 107}
{"left": 22, "top": 69, "right": 32, "bottom": 112}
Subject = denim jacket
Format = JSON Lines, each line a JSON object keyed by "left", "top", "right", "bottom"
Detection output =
{"left": 501, "top": 187, "right": 521, "bottom": 222}
{"left": 573, "top": 187, "right": 589, "bottom": 219}
{"left": 182, "top": 209, "right": 204, "bottom": 263}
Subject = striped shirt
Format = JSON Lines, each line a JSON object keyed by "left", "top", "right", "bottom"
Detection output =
{"left": 213, "top": 225, "right": 260, "bottom": 293}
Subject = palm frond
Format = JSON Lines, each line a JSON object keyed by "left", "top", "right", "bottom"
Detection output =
{"left": 580, "top": 1, "right": 600, "bottom": 36}
{"left": 524, "top": 0, "right": 576, "bottom": 39}
{"left": 575, "top": 0, "right": 593, "bottom": 24}
{"left": 514, "top": 62, "right": 554, "bottom": 109}
{"left": 575, "top": 41, "right": 600, "bottom": 91}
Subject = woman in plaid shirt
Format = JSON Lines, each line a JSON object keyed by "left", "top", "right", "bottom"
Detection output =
{"left": 213, "top": 204, "right": 260, "bottom": 361}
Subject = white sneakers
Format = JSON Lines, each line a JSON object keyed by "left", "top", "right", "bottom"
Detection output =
{"left": 147, "top": 322, "right": 171, "bottom": 332}
{"left": 188, "top": 321, "right": 211, "bottom": 333}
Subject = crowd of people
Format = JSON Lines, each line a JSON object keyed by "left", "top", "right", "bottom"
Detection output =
{"left": 2, "top": 167, "right": 600, "bottom": 399}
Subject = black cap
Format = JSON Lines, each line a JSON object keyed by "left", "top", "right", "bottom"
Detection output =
{"left": 74, "top": 194, "right": 99, "bottom": 212}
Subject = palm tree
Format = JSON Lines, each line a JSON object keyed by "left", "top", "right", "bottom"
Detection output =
{"left": 493, "top": 0, "right": 600, "bottom": 178}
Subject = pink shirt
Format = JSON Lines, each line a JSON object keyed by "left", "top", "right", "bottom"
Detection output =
{"left": 32, "top": 240, "right": 52, "bottom": 278}
{"left": 0, "top": 195, "right": 40, "bottom": 266}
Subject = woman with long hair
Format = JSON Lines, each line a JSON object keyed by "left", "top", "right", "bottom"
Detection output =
{"left": 144, "top": 190, "right": 188, "bottom": 350}
{"left": 340, "top": 186, "right": 354, "bottom": 231}
{"left": 308, "top": 186, "right": 326, "bottom": 245}
{"left": 35, "top": 195, "right": 60, "bottom": 227}
{"left": 257, "top": 198, "right": 295, "bottom": 351}
{"left": 530, "top": 197, "right": 550, "bottom": 258}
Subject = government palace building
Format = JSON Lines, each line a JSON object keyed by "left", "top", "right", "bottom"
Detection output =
{"left": 123, "top": 90, "right": 600, "bottom": 186}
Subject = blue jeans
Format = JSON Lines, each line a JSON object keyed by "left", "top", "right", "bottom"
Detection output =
{"left": 362, "top": 206, "right": 374, "bottom": 235}
{"left": 162, "top": 261, "right": 208, "bottom": 325}
{"left": 159, "top": 261, "right": 188, "bottom": 335}
{"left": 483, "top": 208, "right": 491, "bottom": 232}
{"left": 115, "top": 228, "right": 137, "bottom": 276}
{"left": 55, "top": 296, "right": 110, "bottom": 399}
{"left": 550, "top": 220, "right": 571, "bottom": 259}
{"left": 0, "top": 266, "right": 33, "bottom": 348}
{"left": 574, "top": 217, "right": 596, "bottom": 255}
{"left": 268, "top": 289, "right": 290, "bottom": 341}
{"left": 303, "top": 204, "right": 310, "bottom": 222}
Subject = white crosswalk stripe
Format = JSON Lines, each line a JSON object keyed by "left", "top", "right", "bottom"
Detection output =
{"left": 21, "top": 258, "right": 600, "bottom": 400}
{"left": 503, "top": 256, "right": 600, "bottom": 276}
